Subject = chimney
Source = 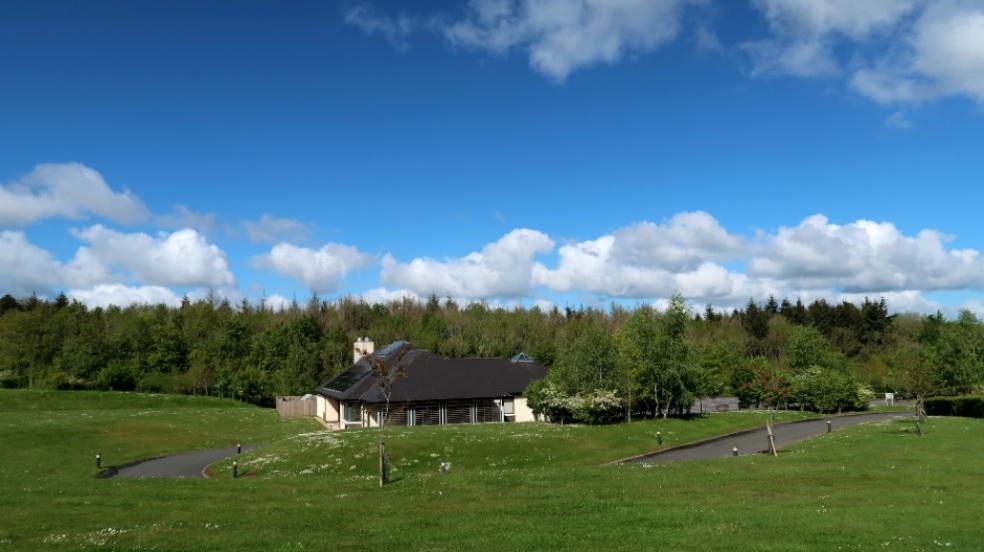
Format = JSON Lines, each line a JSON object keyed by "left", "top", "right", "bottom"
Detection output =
{"left": 354, "top": 337, "right": 375, "bottom": 364}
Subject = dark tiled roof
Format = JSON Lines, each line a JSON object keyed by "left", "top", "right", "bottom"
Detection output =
{"left": 315, "top": 343, "right": 547, "bottom": 404}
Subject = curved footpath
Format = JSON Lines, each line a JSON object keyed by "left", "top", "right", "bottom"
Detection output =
{"left": 622, "top": 412, "right": 910, "bottom": 464}
{"left": 104, "top": 412, "right": 909, "bottom": 477}
{"left": 103, "top": 444, "right": 259, "bottom": 478}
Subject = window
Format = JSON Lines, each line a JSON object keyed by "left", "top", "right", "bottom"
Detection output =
{"left": 501, "top": 398, "right": 515, "bottom": 416}
{"left": 343, "top": 402, "right": 362, "bottom": 423}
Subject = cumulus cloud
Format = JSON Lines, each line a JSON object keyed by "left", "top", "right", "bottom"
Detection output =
{"left": 360, "top": 287, "right": 422, "bottom": 305}
{"left": 884, "top": 110, "right": 912, "bottom": 129}
{"left": 242, "top": 214, "right": 315, "bottom": 244}
{"left": 537, "top": 233, "right": 773, "bottom": 303}
{"left": 254, "top": 242, "right": 374, "bottom": 293}
{"left": 382, "top": 228, "right": 554, "bottom": 299}
{"left": 444, "top": 0, "right": 698, "bottom": 81}
{"left": 346, "top": 0, "right": 699, "bottom": 82}
{"left": 72, "top": 225, "right": 236, "bottom": 288}
{"left": 743, "top": 0, "right": 984, "bottom": 107}
{"left": 747, "top": 214, "right": 984, "bottom": 293}
{"left": 851, "top": 1, "right": 984, "bottom": 105}
{"left": 535, "top": 212, "right": 766, "bottom": 302}
{"left": 156, "top": 205, "right": 228, "bottom": 239}
{"left": 0, "top": 231, "right": 112, "bottom": 296}
{"left": 344, "top": 3, "right": 427, "bottom": 49}
{"left": 744, "top": 0, "right": 917, "bottom": 77}
{"left": 68, "top": 284, "right": 182, "bottom": 309}
{"left": 0, "top": 163, "right": 149, "bottom": 227}
{"left": 609, "top": 212, "right": 742, "bottom": 271}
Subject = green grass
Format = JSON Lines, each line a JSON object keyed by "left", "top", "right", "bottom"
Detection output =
{"left": 0, "top": 390, "right": 980, "bottom": 551}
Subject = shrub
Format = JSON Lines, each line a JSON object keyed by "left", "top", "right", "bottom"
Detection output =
{"left": 568, "top": 389, "right": 623, "bottom": 425}
{"left": 526, "top": 380, "right": 623, "bottom": 424}
{"left": 924, "top": 396, "right": 984, "bottom": 418}
{"left": 793, "top": 367, "right": 869, "bottom": 413}
{"left": 97, "top": 360, "right": 139, "bottom": 391}
{"left": 525, "top": 378, "right": 574, "bottom": 422}
{"left": 0, "top": 370, "right": 25, "bottom": 389}
{"left": 47, "top": 373, "right": 92, "bottom": 390}
{"left": 136, "top": 371, "right": 169, "bottom": 393}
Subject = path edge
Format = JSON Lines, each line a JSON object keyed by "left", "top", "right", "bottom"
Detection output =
{"left": 606, "top": 411, "right": 904, "bottom": 466}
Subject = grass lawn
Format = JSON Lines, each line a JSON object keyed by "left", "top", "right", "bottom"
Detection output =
{"left": 0, "top": 390, "right": 979, "bottom": 551}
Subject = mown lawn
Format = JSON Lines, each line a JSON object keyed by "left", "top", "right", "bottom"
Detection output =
{"left": 0, "top": 390, "right": 979, "bottom": 551}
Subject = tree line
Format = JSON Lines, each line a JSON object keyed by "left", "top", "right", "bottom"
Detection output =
{"left": 0, "top": 291, "right": 981, "bottom": 414}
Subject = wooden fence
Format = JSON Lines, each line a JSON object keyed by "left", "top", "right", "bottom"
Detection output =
{"left": 276, "top": 395, "right": 317, "bottom": 418}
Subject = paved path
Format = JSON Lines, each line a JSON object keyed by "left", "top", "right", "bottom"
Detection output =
{"left": 106, "top": 444, "right": 259, "bottom": 478}
{"left": 624, "top": 412, "right": 909, "bottom": 464}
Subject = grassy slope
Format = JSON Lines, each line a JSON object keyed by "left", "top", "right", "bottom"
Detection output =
{"left": 1, "top": 391, "right": 979, "bottom": 551}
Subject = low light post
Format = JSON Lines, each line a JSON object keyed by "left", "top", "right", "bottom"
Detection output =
{"left": 826, "top": 420, "right": 832, "bottom": 433}
{"left": 732, "top": 446, "right": 739, "bottom": 457}
{"left": 233, "top": 460, "right": 238, "bottom": 479}
{"left": 656, "top": 431, "right": 663, "bottom": 446}
{"left": 237, "top": 443, "right": 242, "bottom": 455}
{"left": 96, "top": 453, "right": 101, "bottom": 469}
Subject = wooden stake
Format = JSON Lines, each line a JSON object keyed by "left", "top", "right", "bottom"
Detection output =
{"left": 766, "top": 409, "right": 778, "bottom": 457}
{"left": 379, "top": 440, "right": 386, "bottom": 487}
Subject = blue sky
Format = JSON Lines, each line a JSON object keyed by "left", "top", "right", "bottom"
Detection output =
{"left": 1, "top": 0, "right": 983, "bottom": 314}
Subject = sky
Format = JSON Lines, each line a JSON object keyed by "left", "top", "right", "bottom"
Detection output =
{"left": 1, "top": 0, "right": 983, "bottom": 315}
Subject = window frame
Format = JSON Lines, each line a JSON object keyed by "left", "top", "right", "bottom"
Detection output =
{"left": 343, "top": 401, "right": 362, "bottom": 423}
{"left": 501, "top": 397, "right": 515, "bottom": 416}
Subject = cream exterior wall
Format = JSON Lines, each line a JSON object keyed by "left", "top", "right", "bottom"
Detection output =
{"left": 512, "top": 396, "right": 536, "bottom": 423}
{"left": 316, "top": 396, "right": 537, "bottom": 429}
{"left": 315, "top": 395, "right": 342, "bottom": 425}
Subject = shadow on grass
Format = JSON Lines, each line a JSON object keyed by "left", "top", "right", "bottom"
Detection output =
{"left": 880, "top": 420, "right": 923, "bottom": 436}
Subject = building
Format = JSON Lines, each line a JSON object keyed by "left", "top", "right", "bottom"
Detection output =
{"left": 313, "top": 339, "right": 547, "bottom": 430}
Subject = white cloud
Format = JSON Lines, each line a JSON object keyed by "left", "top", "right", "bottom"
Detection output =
{"left": 743, "top": 37, "right": 840, "bottom": 78}
{"left": 344, "top": 3, "right": 426, "bottom": 49}
{"left": 538, "top": 233, "right": 773, "bottom": 302}
{"left": 747, "top": 214, "right": 984, "bottom": 293}
{"left": 0, "top": 163, "right": 149, "bottom": 227}
{"left": 909, "top": 2, "right": 984, "bottom": 103}
{"left": 444, "top": 0, "right": 698, "bottom": 81}
{"left": 261, "top": 294, "right": 294, "bottom": 312}
{"left": 752, "top": 0, "right": 918, "bottom": 40}
{"left": 346, "top": 0, "right": 699, "bottom": 81}
{"left": 156, "top": 205, "right": 227, "bottom": 239}
{"left": 242, "top": 214, "right": 315, "bottom": 244}
{"left": 884, "top": 110, "right": 912, "bottom": 129}
{"left": 68, "top": 284, "right": 182, "bottom": 309}
{"left": 254, "top": 242, "right": 374, "bottom": 293}
{"left": 745, "top": 0, "right": 918, "bottom": 78}
{"left": 609, "top": 211, "right": 743, "bottom": 271}
{"left": 381, "top": 228, "right": 554, "bottom": 299}
{"left": 744, "top": 0, "right": 984, "bottom": 107}
{"left": 72, "top": 225, "right": 236, "bottom": 288}
{"left": 0, "top": 231, "right": 112, "bottom": 296}
{"left": 360, "top": 287, "right": 421, "bottom": 305}
{"left": 535, "top": 212, "right": 765, "bottom": 302}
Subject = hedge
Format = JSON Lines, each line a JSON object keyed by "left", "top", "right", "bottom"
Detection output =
{"left": 924, "top": 396, "right": 984, "bottom": 418}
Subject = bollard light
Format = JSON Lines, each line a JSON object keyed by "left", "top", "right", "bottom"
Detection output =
{"left": 827, "top": 420, "right": 832, "bottom": 433}
{"left": 237, "top": 443, "right": 242, "bottom": 454}
{"left": 732, "top": 446, "right": 739, "bottom": 457}
{"left": 233, "top": 460, "right": 238, "bottom": 479}
{"left": 656, "top": 431, "right": 663, "bottom": 446}
{"left": 96, "top": 453, "right": 101, "bottom": 469}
